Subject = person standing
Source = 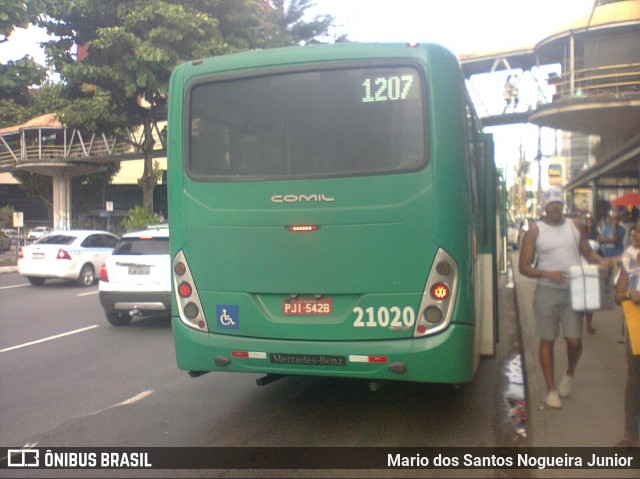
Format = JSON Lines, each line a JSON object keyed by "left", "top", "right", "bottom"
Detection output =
{"left": 620, "top": 208, "right": 634, "bottom": 249}
{"left": 614, "top": 221, "right": 640, "bottom": 448}
{"left": 519, "top": 188, "right": 610, "bottom": 409}
{"left": 599, "top": 210, "right": 625, "bottom": 259}
{"left": 583, "top": 214, "right": 600, "bottom": 335}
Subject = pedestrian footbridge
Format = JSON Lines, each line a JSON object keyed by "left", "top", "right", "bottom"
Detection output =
{"left": 0, "top": 113, "right": 166, "bottom": 229}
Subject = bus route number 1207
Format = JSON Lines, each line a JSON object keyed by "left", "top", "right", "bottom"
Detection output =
{"left": 361, "top": 75, "right": 414, "bottom": 103}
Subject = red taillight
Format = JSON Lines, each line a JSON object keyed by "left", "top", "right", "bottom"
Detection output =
{"left": 368, "top": 355, "right": 388, "bottom": 363}
{"left": 18, "top": 247, "right": 23, "bottom": 259}
{"left": 178, "top": 281, "right": 192, "bottom": 297}
{"left": 100, "top": 264, "right": 109, "bottom": 282}
{"left": 57, "top": 249, "right": 72, "bottom": 260}
{"left": 430, "top": 283, "right": 449, "bottom": 301}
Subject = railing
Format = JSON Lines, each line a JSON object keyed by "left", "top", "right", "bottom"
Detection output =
{"left": 0, "top": 140, "right": 133, "bottom": 168}
{"left": 547, "top": 62, "right": 640, "bottom": 101}
{"left": 0, "top": 121, "right": 170, "bottom": 169}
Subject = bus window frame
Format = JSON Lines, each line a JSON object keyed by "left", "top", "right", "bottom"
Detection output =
{"left": 182, "top": 59, "right": 430, "bottom": 182}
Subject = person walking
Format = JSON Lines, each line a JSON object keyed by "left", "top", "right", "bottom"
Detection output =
{"left": 502, "top": 75, "right": 519, "bottom": 113}
{"left": 614, "top": 221, "right": 640, "bottom": 449}
{"left": 519, "top": 188, "right": 611, "bottom": 408}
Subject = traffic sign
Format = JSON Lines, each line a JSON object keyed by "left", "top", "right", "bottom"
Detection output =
{"left": 13, "top": 212, "right": 24, "bottom": 228}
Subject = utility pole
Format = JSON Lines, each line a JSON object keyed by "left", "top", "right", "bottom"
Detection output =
{"left": 536, "top": 126, "right": 543, "bottom": 217}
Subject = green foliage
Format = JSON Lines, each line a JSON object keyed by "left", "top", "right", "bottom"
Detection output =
{"left": 0, "top": 98, "right": 29, "bottom": 126}
{"left": 262, "top": 0, "right": 334, "bottom": 47}
{"left": 26, "top": 0, "right": 338, "bottom": 214}
{"left": 0, "top": 205, "right": 16, "bottom": 228}
{"left": 0, "top": 57, "right": 46, "bottom": 103}
{"left": 121, "top": 205, "right": 159, "bottom": 232}
{"left": 0, "top": 0, "right": 45, "bottom": 42}
{"left": 0, "top": 57, "right": 47, "bottom": 126}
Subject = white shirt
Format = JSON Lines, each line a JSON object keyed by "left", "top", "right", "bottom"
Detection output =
{"left": 536, "top": 220, "right": 582, "bottom": 289}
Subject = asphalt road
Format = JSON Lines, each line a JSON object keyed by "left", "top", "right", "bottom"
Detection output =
{"left": 0, "top": 270, "right": 524, "bottom": 477}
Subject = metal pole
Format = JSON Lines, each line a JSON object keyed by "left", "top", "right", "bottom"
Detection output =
{"left": 569, "top": 34, "right": 575, "bottom": 95}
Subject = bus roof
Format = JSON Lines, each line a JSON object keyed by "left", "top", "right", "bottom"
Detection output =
{"left": 174, "top": 43, "right": 456, "bottom": 79}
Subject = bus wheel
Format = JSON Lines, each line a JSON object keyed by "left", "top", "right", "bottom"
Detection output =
{"left": 106, "top": 312, "right": 132, "bottom": 326}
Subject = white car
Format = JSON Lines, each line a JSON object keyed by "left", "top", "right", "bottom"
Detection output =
{"left": 99, "top": 225, "right": 170, "bottom": 325}
{"left": 18, "top": 230, "right": 119, "bottom": 286}
{"left": 27, "top": 226, "right": 52, "bottom": 242}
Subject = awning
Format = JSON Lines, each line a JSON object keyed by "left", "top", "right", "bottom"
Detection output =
{"left": 565, "top": 133, "right": 640, "bottom": 191}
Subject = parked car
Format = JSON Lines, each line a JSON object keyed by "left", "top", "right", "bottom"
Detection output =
{"left": 99, "top": 225, "right": 170, "bottom": 325}
{"left": 27, "top": 226, "right": 51, "bottom": 242}
{"left": 0, "top": 231, "right": 11, "bottom": 252}
{"left": 18, "top": 230, "right": 119, "bottom": 286}
{"left": 2, "top": 228, "right": 25, "bottom": 246}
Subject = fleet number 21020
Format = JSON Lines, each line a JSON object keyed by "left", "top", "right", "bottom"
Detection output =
{"left": 352, "top": 306, "right": 416, "bottom": 328}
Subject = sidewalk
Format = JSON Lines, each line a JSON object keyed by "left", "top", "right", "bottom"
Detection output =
{"left": 0, "top": 250, "right": 18, "bottom": 274}
{"left": 512, "top": 254, "right": 635, "bottom": 476}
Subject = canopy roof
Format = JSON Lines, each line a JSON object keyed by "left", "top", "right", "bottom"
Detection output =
{"left": 536, "top": 0, "right": 640, "bottom": 57}
{"left": 0, "top": 113, "right": 63, "bottom": 135}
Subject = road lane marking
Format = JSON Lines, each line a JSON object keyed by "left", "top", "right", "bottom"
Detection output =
{"left": 0, "top": 325, "right": 99, "bottom": 353}
{"left": 114, "top": 390, "right": 154, "bottom": 407}
{"left": 77, "top": 290, "right": 99, "bottom": 297}
{"left": 0, "top": 284, "right": 29, "bottom": 290}
{"left": 0, "top": 443, "right": 38, "bottom": 465}
{"left": 90, "top": 390, "right": 155, "bottom": 416}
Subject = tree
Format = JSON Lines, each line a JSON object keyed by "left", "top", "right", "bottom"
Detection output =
{"left": 0, "top": 56, "right": 47, "bottom": 125}
{"left": 262, "top": 0, "right": 334, "bottom": 48}
{"left": 39, "top": 0, "right": 222, "bottom": 213}
{"left": 40, "top": 0, "right": 337, "bottom": 214}
{"left": 0, "top": 0, "right": 44, "bottom": 43}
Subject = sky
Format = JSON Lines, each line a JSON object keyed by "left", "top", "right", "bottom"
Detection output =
{"left": 1, "top": 0, "right": 596, "bottom": 63}
{"left": 309, "top": 0, "right": 595, "bottom": 54}
{"left": 0, "top": 0, "right": 598, "bottom": 188}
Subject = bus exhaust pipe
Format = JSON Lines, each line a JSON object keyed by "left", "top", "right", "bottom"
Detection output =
{"left": 256, "top": 374, "right": 287, "bottom": 386}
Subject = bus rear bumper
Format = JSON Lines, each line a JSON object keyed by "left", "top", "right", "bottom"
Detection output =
{"left": 172, "top": 318, "right": 476, "bottom": 384}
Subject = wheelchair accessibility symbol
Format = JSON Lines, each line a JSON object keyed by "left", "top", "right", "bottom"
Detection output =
{"left": 216, "top": 305, "right": 239, "bottom": 329}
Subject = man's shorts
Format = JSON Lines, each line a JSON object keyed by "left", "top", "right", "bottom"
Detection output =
{"left": 533, "top": 283, "right": 583, "bottom": 340}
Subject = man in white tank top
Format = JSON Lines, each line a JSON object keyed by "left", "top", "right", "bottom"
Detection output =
{"left": 519, "top": 188, "right": 611, "bottom": 409}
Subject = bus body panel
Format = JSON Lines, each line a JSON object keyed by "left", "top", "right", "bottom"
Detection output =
{"left": 172, "top": 318, "right": 476, "bottom": 384}
{"left": 168, "top": 43, "right": 496, "bottom": 383}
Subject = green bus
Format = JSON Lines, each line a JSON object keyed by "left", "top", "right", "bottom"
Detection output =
{"left": 167, "top": 43, "right": 498, "bottom": 386}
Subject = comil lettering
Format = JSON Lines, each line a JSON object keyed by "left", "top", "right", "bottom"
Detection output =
{"left": 271, "top": 194, "right": 335, "bottom": 203}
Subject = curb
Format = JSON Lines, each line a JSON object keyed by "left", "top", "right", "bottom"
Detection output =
{"left": 0, "top": 265, "right": 18, "bottom": 274}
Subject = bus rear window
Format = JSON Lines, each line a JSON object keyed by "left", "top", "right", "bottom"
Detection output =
{"left": 187, "top": 66, "right": 426, "bottom": 180}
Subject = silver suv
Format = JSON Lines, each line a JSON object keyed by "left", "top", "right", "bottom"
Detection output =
{"left": 99, "top": 225, "right": 170, "bottom": 325}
